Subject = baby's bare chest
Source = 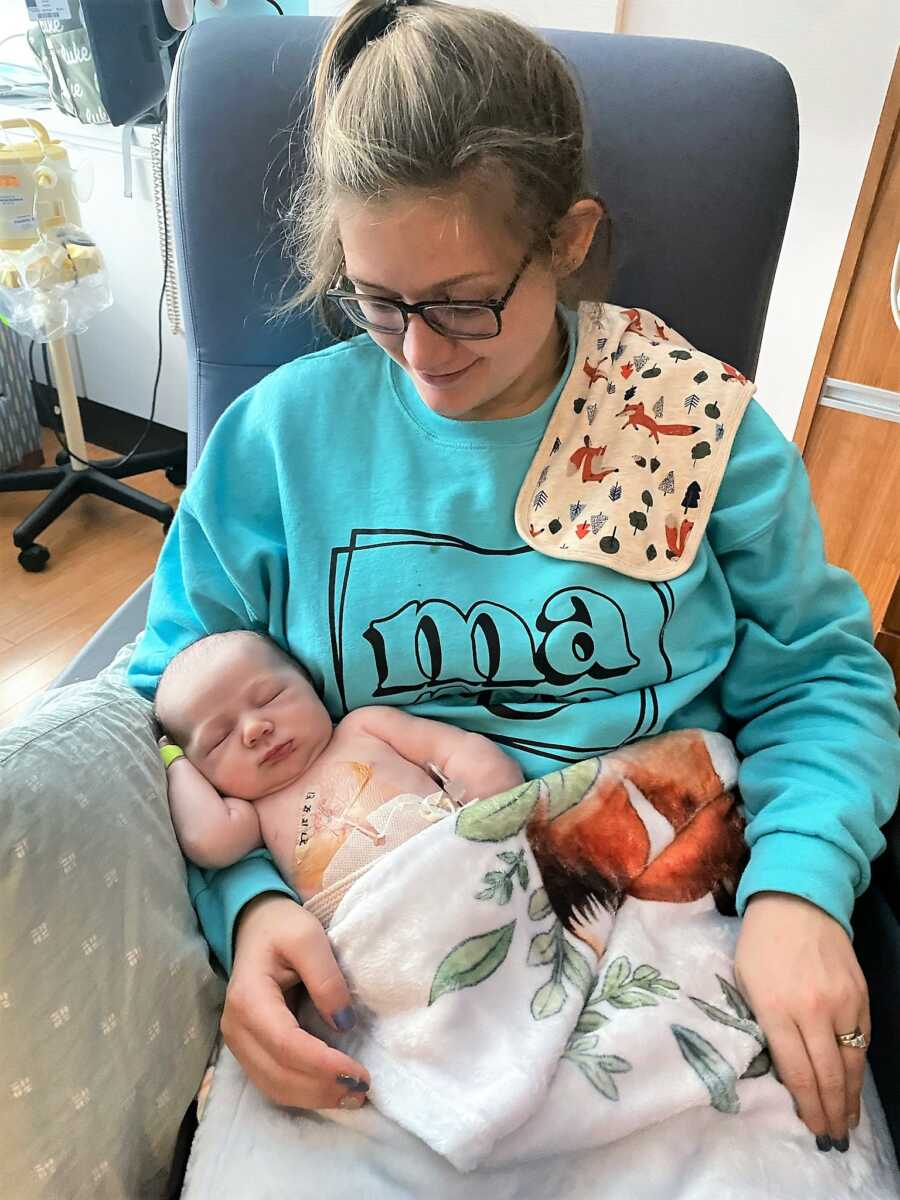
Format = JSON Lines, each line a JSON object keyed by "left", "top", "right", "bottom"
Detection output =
{"left": 306, "top": 730, "right": 438, "bottom": 817}
{"left": 255, "top": 731, "right": 436, "bottom": 880}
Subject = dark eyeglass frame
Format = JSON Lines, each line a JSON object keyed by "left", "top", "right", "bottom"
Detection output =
{"left": 324, "top": 251, "right": 533, "bottom": 340}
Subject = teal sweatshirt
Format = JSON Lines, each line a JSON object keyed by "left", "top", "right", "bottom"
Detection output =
{"left": 128, "top": 307, "right": 899, "bottom": 971}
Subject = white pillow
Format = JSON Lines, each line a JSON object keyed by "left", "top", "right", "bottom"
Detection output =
{"left": 0, "top": 650, "right": 225, "bottom": 1199}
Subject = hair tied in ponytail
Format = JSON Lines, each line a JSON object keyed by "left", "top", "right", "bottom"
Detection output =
{"left": 284, "top": 2, "right": 613, "bottom": 332}
{"left": 333, "top": 0, "right": 424, "bottom": 88}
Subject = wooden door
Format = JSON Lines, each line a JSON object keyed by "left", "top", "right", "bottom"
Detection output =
{"left": 798, "top": 50, "right": 900, "bottom": 676}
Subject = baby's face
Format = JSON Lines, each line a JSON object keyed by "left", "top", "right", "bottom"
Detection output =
{"left": 175, "top": 641, "right": 332, "bottom": 801}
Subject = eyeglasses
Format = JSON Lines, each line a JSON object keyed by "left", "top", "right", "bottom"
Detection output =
{"left": 325, "top": 252, "right": 532, "bottom": 340}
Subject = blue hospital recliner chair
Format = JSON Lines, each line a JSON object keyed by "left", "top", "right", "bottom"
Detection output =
{"left": 47, "top": 14, "right": 899, "bottom": 1184}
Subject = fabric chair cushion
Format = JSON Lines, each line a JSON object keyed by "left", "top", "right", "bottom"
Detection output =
{"left": 0, "top": 646, "right": 224, "bottom": 1200}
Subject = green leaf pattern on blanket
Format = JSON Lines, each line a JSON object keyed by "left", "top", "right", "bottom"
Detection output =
{"left": 455, "top": 779, "right": 545, "bottom": 841}
{"left": 564, "top": 1040, "right": 632, "bottom": 1100}
{"left": 600, "top": 956, "right": 680, "bottom": 1007}
{"left": 429, "top": 921, "right": 516, "bottom": 1005}
{"left": 528, "top": 886, "right": 553, "bottom": 920}
{"left": 716, "top": 975, "right": 754, "bottom": 1020}
{"left": 526, "top": 917, "right": 595, "bottom": 1019}
{"left": 541, "top": 758, "right": 601, "bottom": 821}
{"left": 688, "top": 974, "right": 773, "bottom": 1081}
{"left": 671, "top": 1024, "right": 741, "bottom": 1115}
{"left": 532, "top": 979, "right": 568, "bottom": 1019}
{"left": 476, "top": 850, "right": 530, "bottom": 904}
{"left": 455, "top": 758, "right": 600, "bottom": 842}
{"left": 563, "top": 957, "right": 680, "bottom": 1098}
{"left": 741, "top": 1049, "right": 774, "bottom": 1079}
{"left": 442, "top": 761, "right": 768, "bottom": 1113}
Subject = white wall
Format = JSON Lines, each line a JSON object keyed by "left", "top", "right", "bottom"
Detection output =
{"left": 620, "top": 0, "right": 900, "bottom": 437}
{"left": 69, "top": 124, "right": 189, "bottom": 433}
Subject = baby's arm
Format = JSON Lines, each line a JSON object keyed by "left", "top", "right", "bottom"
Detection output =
{"left": 166, "top": 756, "right": 263, "bottom": 868}
{"left": 351, "top": 708, "right": 524, "bottom": 802}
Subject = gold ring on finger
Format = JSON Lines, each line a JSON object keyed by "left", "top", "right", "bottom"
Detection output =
{"left": 835, "top": 1026, "right": 869, "bottom": 1050}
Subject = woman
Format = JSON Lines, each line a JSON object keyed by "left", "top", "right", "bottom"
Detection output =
{"left": 128, "top": 0, "right": 898, "bottom": 1160}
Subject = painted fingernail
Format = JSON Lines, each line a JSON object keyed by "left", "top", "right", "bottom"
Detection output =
{"left": 332, "top": 1006, "right": 357, "bottom": 1031}
{"left": 815, "top": 1134, "right": 833, "bottom": 1152}
{"left": 832, "top": 1136, "right": 849, "bottom": 1153}
{"left": 338, "top": 1093, "right": 365, "bottom": 1110}
{"left": 336, "top": 1074, "right": 369, "bottom": 1093}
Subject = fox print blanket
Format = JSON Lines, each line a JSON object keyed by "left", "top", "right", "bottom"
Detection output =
{"left": 515, "top": 303, "right": 756, "bottom": 581}
{"left": 184, "top": 729, "right": 900, "bottom": 1199}
{"left": 303, "top": 728, "right": 759, "bottom": 1169}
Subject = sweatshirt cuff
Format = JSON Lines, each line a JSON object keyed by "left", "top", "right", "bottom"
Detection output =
{"left": 190, "top": 851, "right": 298, "bottom": 974}
{"left": 736, "top": 832, "right": 860, "bottom": 938}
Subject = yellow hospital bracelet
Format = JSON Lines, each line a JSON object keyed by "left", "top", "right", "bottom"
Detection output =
{"left": 160, "top": 744, "right": 185, "bottom": 769}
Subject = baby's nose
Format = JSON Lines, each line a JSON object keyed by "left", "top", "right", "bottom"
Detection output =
{"left": 243, "top": 715, "right": 272, "bottom": 746}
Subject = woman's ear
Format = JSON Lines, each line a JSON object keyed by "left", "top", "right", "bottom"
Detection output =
{"left": 551, "top": 196, "right": 605, "bottom": 277}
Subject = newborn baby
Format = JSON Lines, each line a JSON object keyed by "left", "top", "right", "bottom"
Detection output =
{"left": 154, "top": 631, "right": 524, "bottom": 924}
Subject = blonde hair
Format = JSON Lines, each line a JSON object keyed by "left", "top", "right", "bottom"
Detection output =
{"left": 280, "top": 0, "right": 612, "bottom": 335}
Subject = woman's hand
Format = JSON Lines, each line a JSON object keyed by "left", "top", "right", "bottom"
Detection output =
{"left": 221, "top": 893, "right": 370, "bottom": 1110}
{"left": 734, "top": 891, "right": 869, "bottom": 1152}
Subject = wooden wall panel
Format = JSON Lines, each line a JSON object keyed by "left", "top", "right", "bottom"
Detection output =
{"left": 795, "top": 49, "right": 900, "bottom": 449}
{"left": 828, "top": 120, "right": 900, "bottom": 391}
{"left": 804, "top": 405, "right": 900, "bottom": 631}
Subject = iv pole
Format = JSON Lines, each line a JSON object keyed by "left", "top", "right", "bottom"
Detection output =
{"left": 0, "top": 118, "right": 183, "bottom": 572}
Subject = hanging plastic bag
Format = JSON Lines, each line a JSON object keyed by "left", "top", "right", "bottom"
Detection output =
{"left": 0, "top": 223, "right": 111, "bottom": 342}
{"left": 0, "top": 118, "right": 111, "bottom": 342}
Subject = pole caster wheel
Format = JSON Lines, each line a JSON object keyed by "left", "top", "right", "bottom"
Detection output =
{"left": 165, "top": 463, "right": 186, "bottom": 487}
{"left": 55, "top": 450, "right": 70, "bottom": 466}
{"left": 18, "top": 543, "right": 50, "bottom": 572}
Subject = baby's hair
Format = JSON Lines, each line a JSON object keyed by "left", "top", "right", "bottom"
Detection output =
{"left": 278, "top": 0, "right": 612, "bottom": 333}
{"left": 154, "top": 631, "right": 313, "bottom": 744}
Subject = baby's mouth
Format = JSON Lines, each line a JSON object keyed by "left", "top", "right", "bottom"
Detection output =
{"left": 260, "top": 739, "right": 294, "bottom": 766}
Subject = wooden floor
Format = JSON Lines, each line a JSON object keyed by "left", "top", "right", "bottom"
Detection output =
{"left": 0, "top": 428, "right": 181, "bottom": 729}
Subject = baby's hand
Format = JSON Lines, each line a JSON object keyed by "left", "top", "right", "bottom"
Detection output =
{"left": 477, "top": 756, "right": 525, "bottom": 800}
{"left": 454, "top": 744, "right": 524, "bottom": 804}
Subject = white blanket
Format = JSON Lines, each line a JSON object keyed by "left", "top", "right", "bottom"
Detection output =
{"left": 182, "top": 747, "right": 900, "bottom": 1197}
{"left": 183, "top": 1049, "right": 899, "bottom": 1200}
{"left": 302, "top": 815, "right": 763, "bottom": 1170}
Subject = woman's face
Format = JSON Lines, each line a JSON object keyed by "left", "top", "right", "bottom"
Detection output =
{"left": 335, "top": 187, "right": 568, "bottom": 421}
